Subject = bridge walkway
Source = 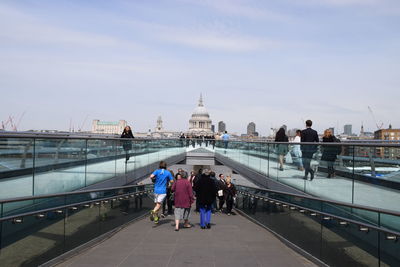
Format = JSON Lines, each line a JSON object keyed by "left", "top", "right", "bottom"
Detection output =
{"left": 58, "top": 210, "right": 316, "bottom": 267}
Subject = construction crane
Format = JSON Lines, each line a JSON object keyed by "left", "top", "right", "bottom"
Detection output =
{"left": 368, "top": 106, "right": 383, "bottom": 130}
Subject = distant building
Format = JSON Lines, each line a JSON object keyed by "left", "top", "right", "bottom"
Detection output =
{"left": 188, "top": 94, "right": 213, "bottom": 136}
{"left": 344, "top": 124, "right": 352, "bottom": 135}
{"left": 211, "top": 125, "right": 215, "bottom": 133}
{"left": 218, "top": 121, "right": 226, "bottom": 133}
{"left": 92, "top": 120, "right": 126, "bottom": 135}
{"left": 374, "top": 127, "right": 400, "bottom": 159}
{"left": 247, "top": 122, "right": 256, "bottom": 136}
{"left": 155, "top": 116, "right": 164, "bottom": 132}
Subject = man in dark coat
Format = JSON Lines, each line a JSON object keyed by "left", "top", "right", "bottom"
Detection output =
{"left": 301, "top": 120, "right": 319, "bottom": 180}
{"left": 194, "top": 169, "right": 217, "bottom": 229}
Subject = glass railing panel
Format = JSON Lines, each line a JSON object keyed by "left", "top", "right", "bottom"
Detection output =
{"left": 2, "top": 196, "right": 66, "bottom": 217}
{"left": 0, "top": 138, "right": 34, "bottom": 199}
{"left": 380, "top": 231, "right": 400, "bottom": 267}
{"left": 86, "top": 139, "right": 117, "bottom": 186}
{"left": 0, "top": 208, "right": 66, "bottom": 267}
{"left": 321, "top": 218, "right": 379, "bottom": 267}
{"left": 65, "top": 204, "right": 100, "bottom": 252}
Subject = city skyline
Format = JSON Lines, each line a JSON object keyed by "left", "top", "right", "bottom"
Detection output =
{"left": 1, "top": 0, "right": 399, "bottom": 134}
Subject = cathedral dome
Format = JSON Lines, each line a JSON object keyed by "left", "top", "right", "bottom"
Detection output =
{"left": 188, "top": 94, "right": 213, "bottom": 135}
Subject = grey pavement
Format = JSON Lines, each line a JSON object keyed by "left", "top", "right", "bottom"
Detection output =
{"left": 58, "top": 210, "right": 316, "bottom": 267}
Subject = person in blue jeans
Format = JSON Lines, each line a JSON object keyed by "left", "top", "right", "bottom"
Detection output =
{"left": 149, "top": 161, "right": 174, "bottom": 224}
{"left": 194, "top": 169, "right": 217, "bottom": 229}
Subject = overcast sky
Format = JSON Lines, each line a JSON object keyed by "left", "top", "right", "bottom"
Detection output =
{"left": 1, "top": 0, "right": 399, "bottom": 135}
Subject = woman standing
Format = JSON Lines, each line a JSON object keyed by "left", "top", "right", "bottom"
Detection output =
{"left": 321, "top": 129, "right": 340, "bottom": 178}
{"left": 121, "top": 126, "right": 134, "bottom": 162}
{"left": 224, "top": 175, "right": 237, "bottom": 216}
{"left": 275, "top": 127, "right": 289, "bottom": 171}
{"left": 172, "top": 173, "right": 194, "bottom": 231}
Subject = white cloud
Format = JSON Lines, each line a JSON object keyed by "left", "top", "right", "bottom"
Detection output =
{"left": 0, "top": 4, "right": 141, "bottom": 49}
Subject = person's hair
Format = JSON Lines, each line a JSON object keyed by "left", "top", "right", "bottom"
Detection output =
{"left": 296, "top": 129, "right": 301, "bottom": 135}
{"left": 210, "top": 171, "right": 215, "bottom": 177}
{"left": 306, "top": 120, "right": 312, "bottom": 127}
{"left": 175, "top": 173, "right": 182, "bottom": 179}
{"left": 226, "top": 175, "right": 232, "bottom": 184}
{"left": 225, "top": 131, "right": 227, "bottom": 133}
{"left": 323, "top": 129, "right": 332, "bottom": 138}
{"left": 202, "top": 168, "right": 210, "bottom": 175}
{"left": 198, "top": 168, "right": 202, "bottom": 175}
{"left": 275, "top": 128, "right": 286, "bottom": 141}
{"left": 218, "top": 173, "right": 224, "bottom": 178}
{"left": 123, "top": 126, "right": 131, "bottom": 133}
{"left": 159, "top": 161, "right": 167, "bottom": 169}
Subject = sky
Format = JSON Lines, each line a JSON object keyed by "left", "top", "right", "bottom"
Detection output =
{"left": 1, "top": 0, "right": 399, "bottom": 135}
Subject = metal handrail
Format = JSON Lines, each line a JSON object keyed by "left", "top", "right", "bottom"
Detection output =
{"left": 1, "top": 133, "right": 400, "bottom": 147}
{"left": 236, "top": 185, "right": 400, "bottom": 218}
{"left": 238, "top": 191, "right": 400, "bottom": 237}
{"left": 0, "top": 183, "right": 150, "bottom": 204}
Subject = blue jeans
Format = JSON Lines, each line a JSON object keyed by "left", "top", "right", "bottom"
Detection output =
{"left": 199, "top": 204, "right": 212, "bottom": 227}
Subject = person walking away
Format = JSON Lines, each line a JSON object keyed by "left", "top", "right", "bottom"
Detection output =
{"left": 192, "top": 169, "right": 202, "bottom": 212}
{"left": 222, "top": 131, "right": 230, "bottom": 150}
{"left": 275, "top": 128, "right": 289, "bottom": 171}
{"left": 194, "top": 169, "right": 217, "bottom": 229}
{"left": 162, "top": 170, "right": 174, "bottom": 217}
{"left": 172, "top": 173, "right": 194, "bottom": 231}
{"left": 217, "top": 174, "right": 226, "bottom": 212}
{"left": 121, "top": 126, "right": 134, "bottom": 162}
{"left": 321, "top": 129, "right": 341, "bottom": 178}
{"left": 210, "top": 171, "right": 218, "bottom": 213}
{"left": 291, "top": 130, "right": 304, "bottom": 171}
{"left": 149, "top": 161, "right": 174, "bottom": 224}
{"left": 301, "top": 120, "right": 319, "bottom": 181}
{"left": 224, "top": 176, "right": 237, "bottom": 215}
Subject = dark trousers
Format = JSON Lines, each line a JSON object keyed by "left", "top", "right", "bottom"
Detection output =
{"left": 199, "top": 204, "right": 212, "bottom": 227}
{"left": 162, "top": 190, "right": 173, "bottom": 214}
{"left": 218, "top": 196, "right": 225, "bottom": 210}
{"left": 327, "top": 161, "right": 335, "bottom": 174}
{"left": 302, "top": 152, "right": 314, "bottom": 177}
{"left": 226, "top": 198, "right": 234, "bottom": 213}
{"left": 125, "top": 151, "right": 130, "bottom": 161}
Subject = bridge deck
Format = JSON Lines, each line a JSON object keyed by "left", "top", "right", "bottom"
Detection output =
{"left": 58, "top": 211, "right": 316, "bottom": 267}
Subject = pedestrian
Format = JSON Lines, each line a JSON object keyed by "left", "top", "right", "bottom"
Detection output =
{"left": 222, "top": 131, "right": 230, "bottom": 149}
{"left": 217, "top": 174, "right": 226, "bottom": 212}
{"left": 291, "top": 130, "right": 304, "bottom": 171}
{"left": 192, "top": 169, "right": 202, "bottom": 212}
{"left": 224, "top": 176, "right": 237, "bottom": 216}
{"left": 194, "top": 168, "right": 217, "bottom": 229}
{"left": 321, "top": 129, "right": 341, "bottom": 178}
{"left": 301, "top": 120, "right": 319, "bottom": 181}
{"left": 275, "top": 127, "right": 289, "bottom": 171}
{"left": 120, "top": 126, "right": 134, "bottom": 162}
{"left": 149, "top": 161, "right": 174, "bottom": 224}
{"left": 210, "top": 171, "right": 218, "bottom": 213}
{"left": 161, "top": 170, "right": 174, "bottom": 217}
{"left": 172, "top": 173, "right": 194, "bottom": 231}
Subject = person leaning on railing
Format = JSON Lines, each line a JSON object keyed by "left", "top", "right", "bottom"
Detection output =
{"left": 321, "top": 129, "right": 341, "bottom": 178}
{"left": 121, "top": 126, "right": 134, "bottom": 163}
{"left": 275, "top": 127, "right": 289, "bottom": 171}
{"left": 224, "top": 175, "right": 237, "bottom": 216}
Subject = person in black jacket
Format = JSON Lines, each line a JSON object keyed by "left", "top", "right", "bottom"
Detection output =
{"left": 121, "top": 126, "right": 134, "bottom": 162}
{"left": 194, "top": 169, "right": 217, "bottom": 229}
{"left": 275, "top": 127, "right": 289, "bottom": 171}
{"left": 224, "top": 175, "right": 236, "bottom": 215}
{"left": 321, "top": 129, "right": 341, "bottom": 178}
{"left": 301, "top": 120, "right": 319, "bottom": 180}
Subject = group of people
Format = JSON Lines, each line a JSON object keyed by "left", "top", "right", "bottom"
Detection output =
{"left": 149, "top": 162, "right": 237, "bottom": 231}
{"left": 274, "top": 120, "right": 342, "bottom": 180}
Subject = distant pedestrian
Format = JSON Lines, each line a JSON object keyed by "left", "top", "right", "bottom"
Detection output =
{"left": 194, "top": 169, "right": 217, "bottom": 229}
{"left": 172, "top": 173, "right": 194, "bottom": 231}
{"left": 291, "top": 130, "right": 304, "bottom": 171}
{"left": 321, "top": 129, "right": 341, "bottom": 178}
{"left": 301, "top": 120, "right": 319, "bottom": 180}
{"left": 192, "top": 169, "right": 202, "bottom": 212}
{"left": 149, "top": 161, "right": 174, "bottom": 224}
{"left": 217, "top": 174, "right": 226, "bottom": 211}
{"left": 120, "top": 126, "right": 134, "bottom": 162}
{"left": 224, "top": 176, "right": 237, "bottom": 215}
{"left": 210, "top": 171, "right": 217, "bottom": 213}
{"left": 275, "top": 127, "right": 289, "bottom": 171}
{"left": 222, "top": 131, "right": 230, "bottom": 149}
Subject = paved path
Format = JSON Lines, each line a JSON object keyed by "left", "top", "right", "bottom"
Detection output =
{"left": 58, "top": 211, "right": 316, "bottom": 267}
